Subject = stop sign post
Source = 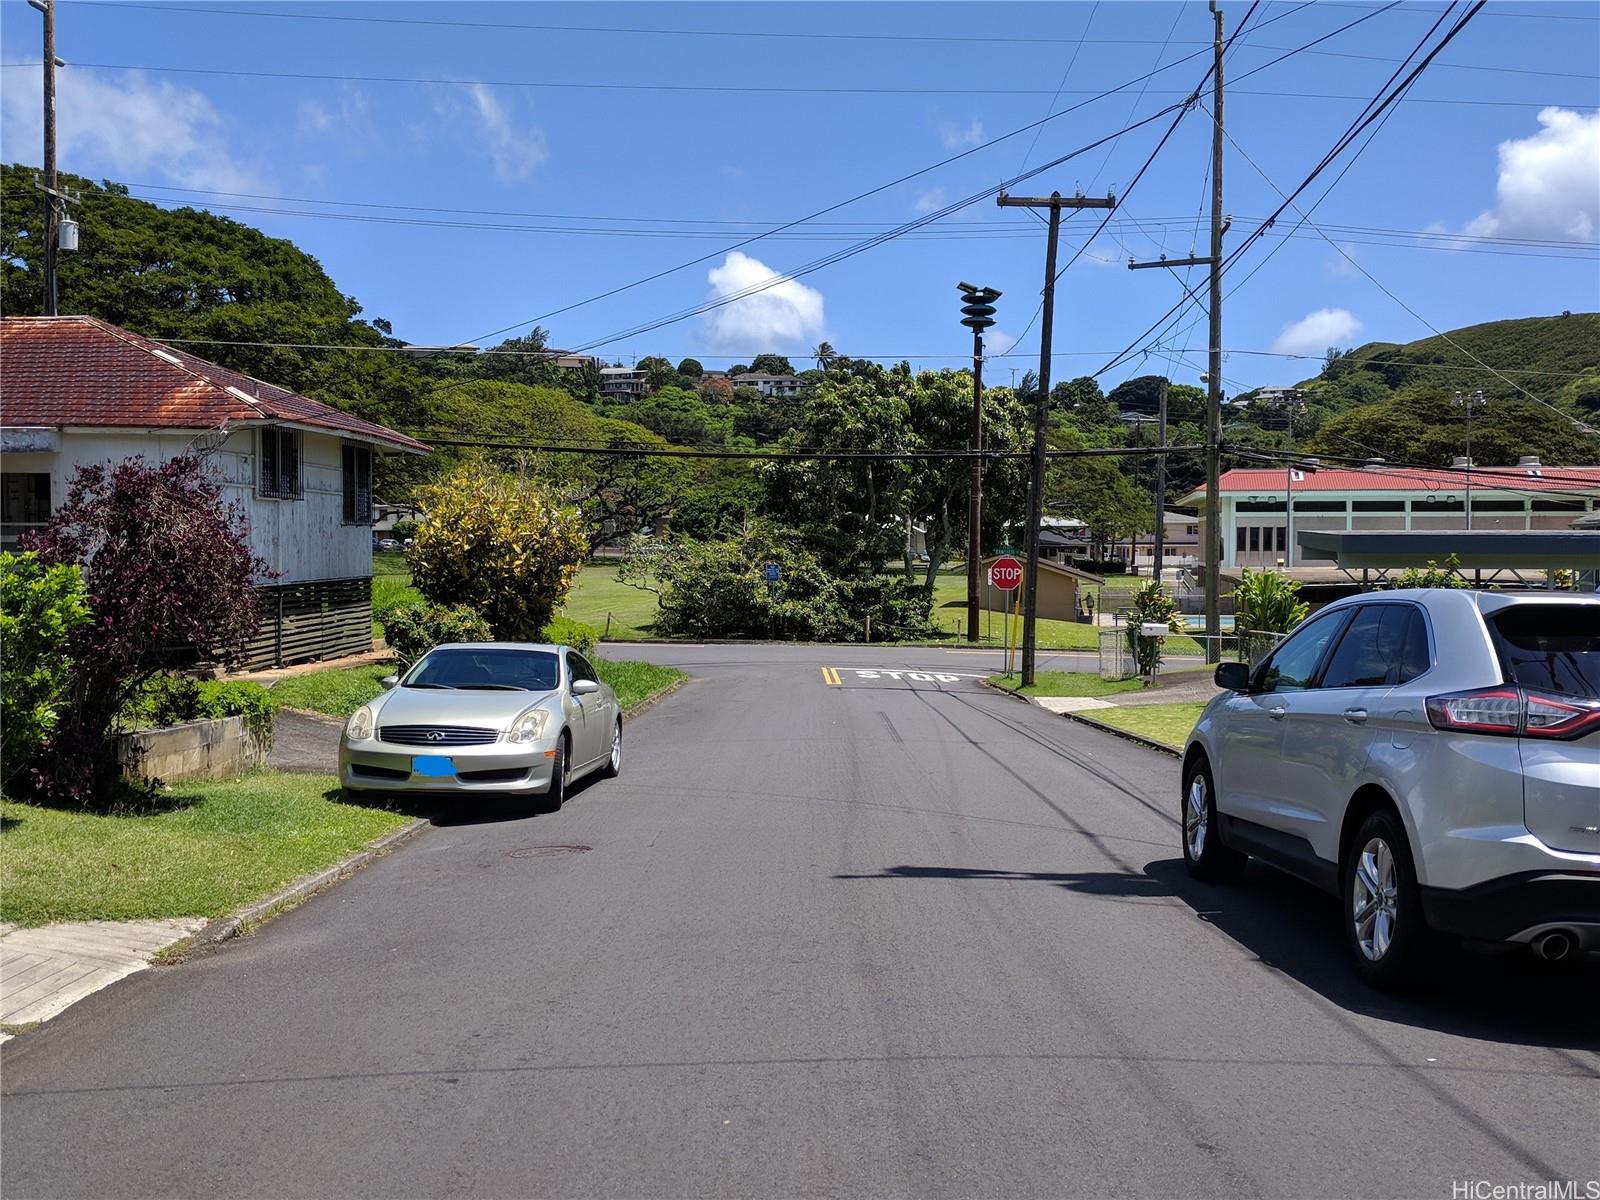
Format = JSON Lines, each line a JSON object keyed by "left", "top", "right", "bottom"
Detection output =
{"left": 988, "top": 556, "right": 1023, "bottom": 591}
{"left": 988, "top": 556, "right": 1024, "bottom": 674}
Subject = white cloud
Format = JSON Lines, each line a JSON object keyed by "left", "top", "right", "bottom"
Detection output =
{"left": 1462, "top": 107, "right": 1599, "bottom": 241}
{"left": 985, "top": 328, "right": 1018, "bottom": 356}
{"left": 294, "top": 86, "right": 376, "bottom": 147}
{"left": 430, "top": 84, "right": 547, "bottom": 183}
{"left": 702, "top": 251, "right": 827, "bottom": 353}
{"left": 1270, "top": 308, "right": 1363, "bottom": 356}
{"left": 464, "top": 84, "right": 547, "bottom": 183}
{"left": 0, "top": 65, "right": 262, "bottom": 192}
{"left": 914, "top": 187, "right": 946, "bottom": 213}
{"left": 1326, "top": 243, "right": 1361, "bottom": 279}
{"left": 939, "top": 118, "right": 984, "bottom": 150}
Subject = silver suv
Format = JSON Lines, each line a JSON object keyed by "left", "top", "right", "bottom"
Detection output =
{"left": 1182, "top": 589, "right": 1600, "bottom": 989}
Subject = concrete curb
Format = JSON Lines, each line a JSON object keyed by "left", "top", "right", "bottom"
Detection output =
{"left": 193, "top": 818, "right": 428, "bottom": 948}
{"left": 621, "top": 675, "right": 686, "bottom": 718}
{"left": 980, "top": 675, "right": 1183, "bottom": 759}
{"left": 278, "top": 707, "right": 345, "bottom": 727}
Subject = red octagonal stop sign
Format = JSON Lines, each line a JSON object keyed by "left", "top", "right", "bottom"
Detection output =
{"left": 988, "top": 556, "right": 1023, "bottom": 590}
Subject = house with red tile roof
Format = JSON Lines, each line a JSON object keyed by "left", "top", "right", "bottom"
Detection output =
{"left": 1180, "top": 459, "right": 1600, "bottom": 570}
{"left": 0, "top": 316, "right": 430, "bottom": 667}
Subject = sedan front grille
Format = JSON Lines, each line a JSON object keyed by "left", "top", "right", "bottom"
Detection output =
{"left": 378, "top": 725, "right": 500, "bottom": 747}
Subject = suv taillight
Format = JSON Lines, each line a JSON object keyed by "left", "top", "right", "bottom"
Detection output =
{"left": 1426, "top": 687, "right": 1600, "bottom": 740}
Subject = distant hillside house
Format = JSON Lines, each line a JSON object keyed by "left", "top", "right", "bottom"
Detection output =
{"left": 600, "top": 367, "right": 649, "bottom": 399}
{"left": 730, "top": 372, "right": 801, "bottom": 399}
{"left": 1182, "top": 459, "right": 1600, "bottom": 570}
{"left": 0, "top": 316, "right": 429, "bottom": 667}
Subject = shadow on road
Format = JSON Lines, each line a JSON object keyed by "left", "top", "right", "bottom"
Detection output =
{"left": 836, "top": 858, "right": 1600, "bottom": 1052}
{"left": 327, "top": 774, "right": 603, "bottom": 827}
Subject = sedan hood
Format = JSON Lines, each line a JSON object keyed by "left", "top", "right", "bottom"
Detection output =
{"left": 372, "top": 687, "right": 558, "bottom": 730}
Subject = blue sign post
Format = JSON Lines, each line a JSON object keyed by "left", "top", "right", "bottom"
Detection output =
{"left": 763, "top": 562, "right": 781, "bottom": 583}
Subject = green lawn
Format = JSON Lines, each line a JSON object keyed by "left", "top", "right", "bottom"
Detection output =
{"left": 271, "top": 663, "right": 393, "bottom": 718}
{"left": 1089, "top": 702, "right": 1207, "bottom": 750}
{"left": 559, "top": 564, "right": 663, "bottom": 640}
{"left": 0, "top": 773, "right": 410, "bottom": 927}
{"left": 268, "top": 657, "right": 681, "bottom": 718}
{"left": 988, "top": 671, "right": 1146, "bottom": 699}
{"left": 596, "top": 659, "right": 685, "bottom": 709}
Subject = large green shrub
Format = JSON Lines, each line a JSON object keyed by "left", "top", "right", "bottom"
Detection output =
{"left": 0, "top": 552, "right": 92, "bottom": 785}
{"left": 540, "top": 616, "right": 599, "bottom": 655}
{"left": 409, "top": 461, "right": 587, "bottom": 639}
{"left": 119, "top": 675, "right": 276, "bottom": 750}
{"left": 1395, "top": 553, "right": 1468, "bottom": 590}
{"left": 1232, "top": 567, "right": 1311, "bottom": 633}
{"left": 618, "top": 527, "right": 936, "bottom": 642}
{"left": 382, "top": 603, "right": 493, "bottom": 668}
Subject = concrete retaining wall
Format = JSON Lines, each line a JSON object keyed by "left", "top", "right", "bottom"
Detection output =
{"left": 117, "top": 715, "right": 268, "bottom": 783}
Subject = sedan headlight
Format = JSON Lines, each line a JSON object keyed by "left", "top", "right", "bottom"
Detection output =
{"left": 346, "top": 704, "right": 375, "bottom": 741}
{"left": 507, "top": 708, "right": 551, "bottom": 745}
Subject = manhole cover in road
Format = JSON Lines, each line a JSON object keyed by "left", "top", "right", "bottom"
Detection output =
{"left": 507, "top": 844, "right": 592, "bottom": 859}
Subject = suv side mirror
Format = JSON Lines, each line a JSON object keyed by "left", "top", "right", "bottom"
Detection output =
{"left": 381, "top": 674, "right": 399, "bottom": 690}
{"left": 571, "top": 678, "right": 600, "bottom": 696}
{"left": 1214, "top": 661, "right": 1251, "bottom": 692}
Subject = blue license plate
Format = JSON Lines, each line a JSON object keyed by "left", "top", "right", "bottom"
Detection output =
{"left": 411, "top": 755, "right": 456, "bottom": 778}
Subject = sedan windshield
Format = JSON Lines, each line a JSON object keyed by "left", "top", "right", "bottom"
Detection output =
{"left": 405, "top": 649, "right": 560, "bottom": 692}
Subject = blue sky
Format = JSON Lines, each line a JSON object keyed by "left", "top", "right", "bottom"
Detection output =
{"left": 3, "top": 0, "right": 1597, "bottom": 393}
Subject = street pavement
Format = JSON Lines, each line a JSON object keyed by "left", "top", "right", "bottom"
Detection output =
{"left": 2, "top": 642, "right": 1596, "bottom": 1198}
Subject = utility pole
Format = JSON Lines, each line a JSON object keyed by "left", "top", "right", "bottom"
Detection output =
{"left": 957, "top": 284, "right": 1000, "bottom": 643}
{"left": 1152, "top": 375, "right": 1168, "bottom": 581}
{"left": 34, "top": 0, "right": 58, "bottom": 315}
{"left": 1204, "top": 0, "right": 1225, "bottom": 663}
{"left": 1453, "top": 389, "right": 1486, "bottom": 529}
{"left": 997, "top": 190, "right": 1116, "bottom": 686}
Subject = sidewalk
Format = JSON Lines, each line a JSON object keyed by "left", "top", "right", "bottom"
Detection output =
{"left": 0, "top": 918, "right": 204, "bottom": 1038}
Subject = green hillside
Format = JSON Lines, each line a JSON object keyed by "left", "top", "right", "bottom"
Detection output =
{"left": 1305, "top": 312, "right": 1600, "bottom": 404}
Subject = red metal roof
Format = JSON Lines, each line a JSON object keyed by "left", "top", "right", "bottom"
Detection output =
{"left": 0, "top": 316, "right": 429, "bottom": 453}
{"left": 1189, "top": 465, "right": 1600, "bottom": 497}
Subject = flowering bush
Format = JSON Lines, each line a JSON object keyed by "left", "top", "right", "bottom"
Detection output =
{"left": 24, "top": 456, "right": 271, "bottom": 803}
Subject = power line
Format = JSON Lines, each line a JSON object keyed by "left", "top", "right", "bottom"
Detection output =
{"left": 137, "top": 338, "right": 1594, "bottom": 377}
{"left": 62, "top": 1, "right": 1599, "bottom": 72}
{"left": 1092, "top": 1, "right": 1494, "bottom": 382}
{"left": 12, "top": 60, "right": 1579, "bottom": 106}
{"left": 393, "top": 437, "right": 1211, "bottom": 462}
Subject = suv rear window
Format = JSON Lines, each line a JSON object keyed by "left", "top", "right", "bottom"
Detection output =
{"left": 1489, "top": 606, "right": 1600, "bottom": 699}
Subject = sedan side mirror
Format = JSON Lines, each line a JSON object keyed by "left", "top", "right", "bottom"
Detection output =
{"left": 381, "top": 674, "right": 399, "bottom": 690}
{"left": 571, "top": 678, "right": 600, "bottom": 696}
{"left": 1214, "top": 662, "right": 1251, "bottom": 692}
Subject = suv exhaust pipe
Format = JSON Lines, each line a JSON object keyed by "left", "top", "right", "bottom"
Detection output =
{"left": 1532, "top": 930, "right": 1574, "bottom": 961}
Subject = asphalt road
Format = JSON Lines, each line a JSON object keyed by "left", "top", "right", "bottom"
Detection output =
{"left": 3, "top": 644, "right": 1596, "bottom": 1199}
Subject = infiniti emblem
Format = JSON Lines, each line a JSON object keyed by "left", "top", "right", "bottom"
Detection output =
{"left": 426, "top": 731, "right": 444, "bottom": 743}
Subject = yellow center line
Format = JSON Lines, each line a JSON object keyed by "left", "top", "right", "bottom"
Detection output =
{"left": 820, "top": 665, "right": 842, "bottom": 686}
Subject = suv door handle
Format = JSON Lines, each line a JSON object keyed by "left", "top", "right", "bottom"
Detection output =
{"left": 1343, "top": 707, "right": 1368, "bottom": 724}
{"left": 1268, "top": 706, "right": 1286, "bottom": 720}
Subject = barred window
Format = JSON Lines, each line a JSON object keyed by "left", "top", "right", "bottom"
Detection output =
{"left": 259, "top": 428, "right": 303, "bottom": 499}
{"left": 342, "top": 443, "right": 373, "bottom": 524}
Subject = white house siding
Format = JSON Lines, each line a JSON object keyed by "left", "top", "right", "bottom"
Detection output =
{"left": 6, "top": 427, "right": 368, "bottom": 585}
{"left": 3, "top": 426, "right": 375, "bottom": 666}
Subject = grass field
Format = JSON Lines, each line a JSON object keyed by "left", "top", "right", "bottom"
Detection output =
{"left": 0, "top": 773, "right": 410, "bottom": 927}
{"left": 988, "top": 672, "right": 1146, "bottom": 699}
{"left": 369, "top": 554, "right": 1190, "bottom": 652}
{"left": 1089, "top": 702, "right": 1206, "bottom": 749}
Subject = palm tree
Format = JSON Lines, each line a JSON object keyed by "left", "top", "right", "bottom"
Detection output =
{"left": 813, "top": 341, "right": 837, "bottom": 371}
